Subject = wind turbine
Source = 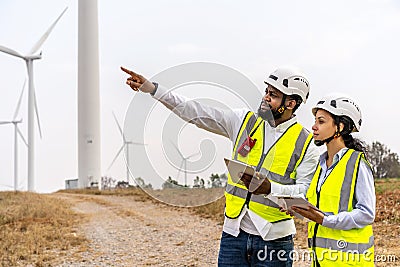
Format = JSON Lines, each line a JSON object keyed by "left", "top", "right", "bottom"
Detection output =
{"left": 0, "top": 80, "right": 28, "bottom": 191}
{"left": 106, "top": 112, "right": 146, "bottom": 184}
{"left": 170, "top": 142, "right": 200, "bottom": 187}
{"left": 0, "top": 7, "right": 67, "bottom": 191}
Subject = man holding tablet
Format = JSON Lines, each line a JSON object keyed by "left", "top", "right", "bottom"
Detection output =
{"left": 121, "top": 65, "right": 319, "bottom": 266}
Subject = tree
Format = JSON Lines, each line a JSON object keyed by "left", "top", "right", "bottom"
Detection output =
{"left": 193, "top": 176, "right": 200, "bottom": 188}
{"left": 101, "top": 176, "right": 116, "bottom": 189}
{"left": 367, "top": 141, "right": 400, "bottom": 178}
{"left": 162, "top": 176, "right": 180, "bottom": 189}
{"left": 209, "top": 173, "right": 223, "bottom": 188}
{"left": 135, "top": 177, "right": 153, "bottom": 189}
{"left": 200, "top": 178, "right": 205, "bottom": 188}
{"left": 219, "top": 173, "right": 228, "bottom": 187}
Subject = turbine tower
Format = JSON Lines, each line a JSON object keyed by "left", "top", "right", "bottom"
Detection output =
{"left": 0, "top": 80, "right": 28, "bottom": 191}
{"left": 171, "top": 142, "right": 200, "bottom": 187}
{"left": 106, "top": 112, "right": 146, "bottom": 184}
{"left": 78, "top": 0, "right": 101, "bottom": 189}
{"left": 0, "top": 8, "right": 68, "bottom": 191}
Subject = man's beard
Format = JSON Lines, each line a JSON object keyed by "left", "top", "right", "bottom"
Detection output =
{"left": 257, "top": 102, "right": 283, "bottom": 123}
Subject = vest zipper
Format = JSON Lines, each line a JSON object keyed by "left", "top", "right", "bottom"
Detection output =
{"left": 244, "top": 121, "right": 267, "bottom": 208}
{"left": 243, "top": 121, "right": 297, "bottom": 207}
{"left": 311, "top": 149, "right": 351, "bottom": 266}
{"left": 245, "top": 147, "right": 269, "bottom": 207}
{"left": 312, "top": 170, "right": 322, "bottom": 267}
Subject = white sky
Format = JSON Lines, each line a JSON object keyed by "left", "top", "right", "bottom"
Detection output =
{"left": 0, "top": 0, "right": 399, "bottom": 192}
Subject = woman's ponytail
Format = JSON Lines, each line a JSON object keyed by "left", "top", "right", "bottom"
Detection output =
{"left": 342, "top": 134, "right": 367, "bottom": 154}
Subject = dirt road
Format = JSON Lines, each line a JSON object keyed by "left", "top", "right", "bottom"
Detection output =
{"left": 50, "top": 193, "right": 222, "bottom": 266}
{"left": 47, "top": 188, "right": 399, "bottom": 266}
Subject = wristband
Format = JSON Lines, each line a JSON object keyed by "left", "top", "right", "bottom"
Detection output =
{"left": 150, "top": 82, "right": 158, "bottom": 96}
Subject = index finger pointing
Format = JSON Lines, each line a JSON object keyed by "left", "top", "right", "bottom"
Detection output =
{"left": 120, "top": 66, "right": 136, "bottom": 76}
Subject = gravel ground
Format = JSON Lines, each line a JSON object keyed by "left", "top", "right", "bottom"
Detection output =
{"left": 45, "top": 189, "right": 400, "bottom": 267}
{"left": 49, "top": 193, "right": 313, "bottom": 267}
{"left": 50, "top": 194, "right": 222, "bottom": 266}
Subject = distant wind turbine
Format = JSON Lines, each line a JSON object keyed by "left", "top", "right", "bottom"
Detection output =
{"left": 0, "top": 80, "right": 28, "bottom": 191}
{"left": 106, "top": 112, "right": 146, "bottom": 184}
{"left": 0, "top": 7, "right": 68, "bottom": 191}
{"left": 170, "top": 142, "right": 200, "bottom": 187}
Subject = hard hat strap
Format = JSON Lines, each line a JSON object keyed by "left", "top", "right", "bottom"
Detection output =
{"left": 276, "top": 95, "right": 287, "bottom": 115}
{"left": 314, "top": 125, "right": 342, "bottom": 147}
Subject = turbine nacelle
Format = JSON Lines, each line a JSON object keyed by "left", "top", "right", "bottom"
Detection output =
{"left": 25, "top": 53, "right": 42, "bottom": 60}
{"left": 12, "top": 119, "right": 23, "bottom": 124}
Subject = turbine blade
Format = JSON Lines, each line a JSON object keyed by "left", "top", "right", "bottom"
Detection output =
{"left": 0, "top": 45, "right": 25, "bottom": 59}
{"left": 33, "top": 89, "right": 43, "bottom": 139}
{"left": 29, "top": 7, "right": 68, "bottom": 55}
{"left": 131, "top": 142, "right": 147, "bottom": 145}
{"left": 176, "top": 159, "right": 185, "bottom": 181}
{"left": 0, "top": 121, "right": 12, "bottom": 125}
{"left": 112, "top": 111, "right": 124, "bottom": 137}
{"left": 13, "top": 79, "right": 27, "bottom": 120}
{"left": 170, "top": 139, "right": 184, "bottom": 159}
{"left": 16, "top": 126, "right": 28, "bottom": 147}
{"left": 187, "top": 150, "right": 201, "bottom": 159}
{"left": 107, "top": 145, "right": 124, "bottom": 171}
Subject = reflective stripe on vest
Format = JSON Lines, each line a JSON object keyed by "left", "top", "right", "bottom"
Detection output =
{"left": 307, "top": 235, "right": 374, "bottom": 254}
{"left": 226, "top": 183, "right": 280, "bottom": 208}
{"left": 306, "top": 149, "right": 374, "bottom": 266}
{"left": 225, "top": 112, "right": 313, "bottom": 222}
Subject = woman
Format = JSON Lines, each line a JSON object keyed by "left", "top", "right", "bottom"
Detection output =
{"left": 291, "top": 94, "right": 375, "bottom": 266}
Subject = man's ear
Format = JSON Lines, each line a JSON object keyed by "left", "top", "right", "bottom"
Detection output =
{"left": 286, "top": 99, "right": 297, "bottom": 110}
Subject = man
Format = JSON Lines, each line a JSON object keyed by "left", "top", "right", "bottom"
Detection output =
{"left": 121, "top": 65, "right": 319, "bottom": 266}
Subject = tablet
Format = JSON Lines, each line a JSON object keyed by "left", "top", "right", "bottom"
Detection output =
{"left": 272, "top": 194, "right": 321, "bottom": 220}
{"left": 224, "top": 158, "right": 256, "bottom": 183}
{"left": 276, "top": 195, "right": 316, "bottom": 210}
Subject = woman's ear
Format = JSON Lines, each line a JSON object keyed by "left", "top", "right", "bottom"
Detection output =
{"left": 339, "top": 122, "right": 345, "bottom": 132}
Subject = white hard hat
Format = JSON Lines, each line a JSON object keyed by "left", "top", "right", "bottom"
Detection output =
{"left": 264, "top": 66, "right": 310, "bottom": 103}
{"left": 312, "top": 94, "right": 362, "bottom": 132}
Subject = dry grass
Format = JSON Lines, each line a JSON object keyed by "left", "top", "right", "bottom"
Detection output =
{"left": 3, "top": 179, "right": 397, "bottom": 266}
{"left": 60, "top": 179, "right": 400, "bottom": 226}
{"left": 0, "top": 191, "right": 86, "bottom": 267}
{"left": 192, "top": 195, "right": 226, "bottom": 223}
{"left": 375, "top": 178, "right": 400, "bottom": 224}
{"left": 57, "top": 187, "right": 154, "bottom": 202}
{"left": 59, "top": 186, "right": 225, "bottom": 207}
{"left": 375, "top": 177, "right": 400, "bottom": 193}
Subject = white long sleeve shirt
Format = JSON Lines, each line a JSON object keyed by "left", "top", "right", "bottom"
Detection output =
{"left": 319, "top": 148, "right": 376, "bottom": 230}
{"left": 152, "top": 85, "right": 320, "bottom": 240}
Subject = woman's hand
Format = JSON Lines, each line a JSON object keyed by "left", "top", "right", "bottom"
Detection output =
{"left": 291, "top": 205, "right": 325, "bottom": 224}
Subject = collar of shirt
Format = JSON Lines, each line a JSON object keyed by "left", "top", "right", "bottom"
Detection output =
{"left": 319, "top": 147, "right": 349, "bottom": 172}
{"left": 264, "top": 115, "right": 298, "bottom": 133}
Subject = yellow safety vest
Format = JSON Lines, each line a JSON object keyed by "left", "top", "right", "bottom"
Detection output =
{"left": 306, "top": 149, "right": 374, "bottom": 266}
{"left": 225, "top": 111, "right": 313, "bottom": 223}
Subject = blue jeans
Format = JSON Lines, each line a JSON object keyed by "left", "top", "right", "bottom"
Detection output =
{"left": 218, "top": 229, "right": 294, "bottom": 267}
